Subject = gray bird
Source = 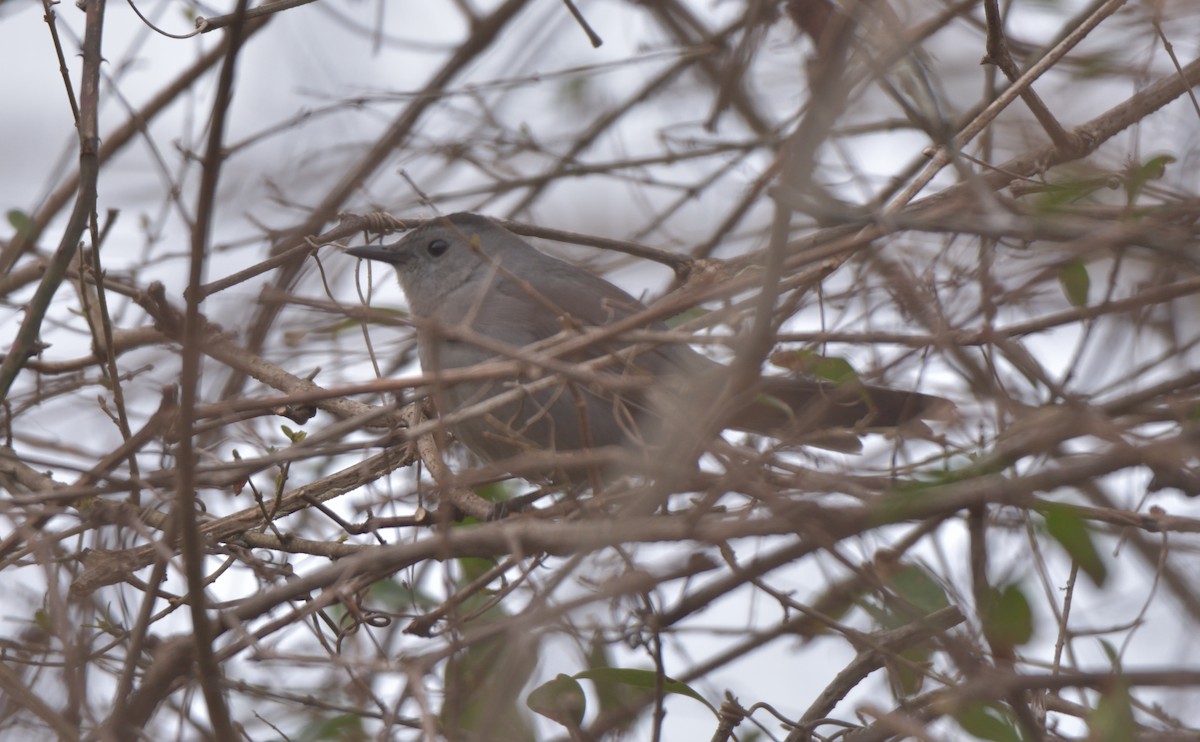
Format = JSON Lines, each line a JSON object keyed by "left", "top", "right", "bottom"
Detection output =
{"left": 347, "top": 213, "right": 949, "bottom": 472}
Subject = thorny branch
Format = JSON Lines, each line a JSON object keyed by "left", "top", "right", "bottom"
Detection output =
{"left": 2, "top": 2, "right": 1200, "bottom": 740}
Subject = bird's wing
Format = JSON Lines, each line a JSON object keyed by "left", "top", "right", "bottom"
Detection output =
{"left": 480, "top": 257, "right": 702, "bottom": 373}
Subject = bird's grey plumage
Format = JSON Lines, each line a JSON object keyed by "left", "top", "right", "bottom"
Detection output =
{"left": 347, "top": 213, "right": 949, "bottom": 468}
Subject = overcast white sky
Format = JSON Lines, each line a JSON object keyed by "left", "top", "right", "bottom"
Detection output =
{"left": 3, "top": 2, "right": 1200, "bottom": 739}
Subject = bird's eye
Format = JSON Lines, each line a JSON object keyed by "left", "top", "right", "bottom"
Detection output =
{"left": 427, "top": 239, "right": 449, "bottom": 257}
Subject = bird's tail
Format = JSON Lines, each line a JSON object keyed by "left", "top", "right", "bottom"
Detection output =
{"left": 725, "top": 376, "right": 953, "bottom": 451}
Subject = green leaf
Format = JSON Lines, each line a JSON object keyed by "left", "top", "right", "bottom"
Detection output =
{"left": 290, "top": 714, "right": 365, "bottom": 742}
{"left": 665, "top": 306, "right": 710, "bottom": 328}
{"left": 1088, "top": 684, "right": 1135, "bottom": 742}
{"left": 889, "top": 564, "right": 950, "bottom": 616}
{"left": 981, "top": 584, "right": 1034, "bottom": 653}
{"left": 1135, "top": 154, "right": 1175, "bottom": 179}
{"left": 1125, "top": 154, "right": 1175, "bottom": 203}
{"left": 575, "top": 667, "right": 716, "bottom": 715}
{"left": 559, "top": 75, "right": 592, "bottom": 111}
{"left": 443, "top": 635, "right": 538, "bottom": 742}
{"left": 954, "top": 702, "right": 1024, "bottom": 742}
{"left": 865, "top": 565, "right": 949, "bottom": 696}
{"left": 1038, "top": 503, "right": 1108, "bottom": 586}
{"left": 1032, "top": 178, "right": 1100, "bottom": 212}
{"left": 455, "top": 554, "right": 500, "bottom": 588}
{"left": 1098, "top": 638, "right": 1121, "bottom": 669}
{"left": 585, "top": 633, "right": 640, "bottom": 720}
{"left": 6, "top": 209, "right": 35, "bottom": 239}
{"left": 527, "top": 674, "right": 586, "bottom": 728}
{"left": 897, "top": 459, "right": 1000, "bottom": 492}
{"left": 1058, "top": 259, "right": 1090, "bottom": 308}
{"left": 367, "top": 578, "right": 439, "bottom": 612}
{"left": 885, "top": 644, "right": 934, "bottom": 697}
{"left": 751, "top": 392, "right": 795, "bottom": 420}
{"left": 474, "top": 480, "right": 514, "bottom": 502}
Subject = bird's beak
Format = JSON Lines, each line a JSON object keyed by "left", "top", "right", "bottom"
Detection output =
{"left": 345, "top": 243, "right": 411, "bottom": 265}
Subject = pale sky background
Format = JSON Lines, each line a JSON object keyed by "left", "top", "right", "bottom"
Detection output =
{"left": 3, "top": 1, "right": 1200, "bottom": 740}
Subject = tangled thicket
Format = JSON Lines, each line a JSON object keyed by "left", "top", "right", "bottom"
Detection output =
{"left": 2, "top": 1, "right": 1200, "bottom": 740}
